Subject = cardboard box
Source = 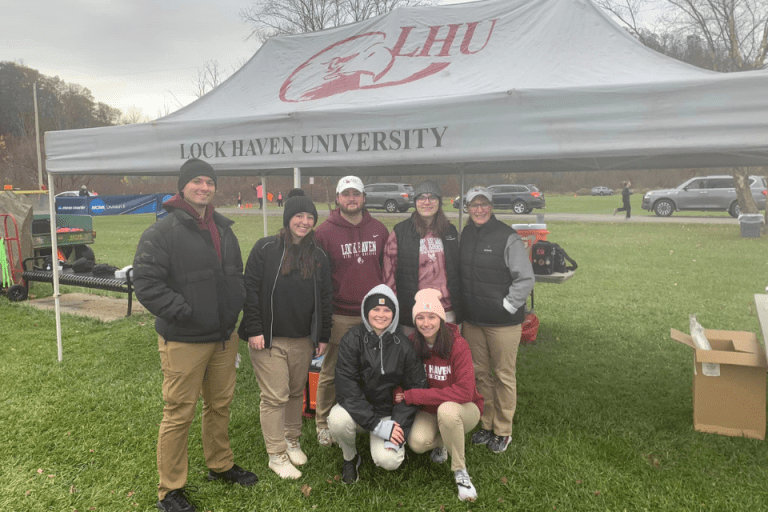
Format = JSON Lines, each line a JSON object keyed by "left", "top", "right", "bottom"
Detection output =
{"left": 671, "top": 328, "right": 767, "bottom": 440}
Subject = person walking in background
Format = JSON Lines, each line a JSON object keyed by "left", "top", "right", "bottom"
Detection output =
{"left": 237, "top": 192, "right": 242, "bottom": 209}
{"left": 613, "top": 181, "right": 632, "bottom": 219}
{"left": 382, "top": 180, "right": 462, "bottom": 336}
{"left": 328, "top": 284, "right": 428, "bottom": 483}
{"left": 277, "top": 191, "right": 283, "bottom": 207}
{"left": 460, "top": 186, "right": 534, "bottom": 455}
{"left": 397, "top": 288, "right": 484, "bottom": 502}
{"left": 238, "top": 189, "right": 333, "bottom": 480}
{"left": 133, "top": 158, "right": 257, "bottom": 512}
{"left": 313, "top": 176, "right": 389, "bottom": 447}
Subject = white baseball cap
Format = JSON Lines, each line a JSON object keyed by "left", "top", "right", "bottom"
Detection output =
{"left": 466, "top": 186, "right": 492, "bottom": 204}
{"left": 336, "top": 176, "right": 365, "bottom": 194}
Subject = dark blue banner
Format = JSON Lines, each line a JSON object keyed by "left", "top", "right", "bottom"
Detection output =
{"left": 56, "top": 194, "right": 174, "bottom": 219}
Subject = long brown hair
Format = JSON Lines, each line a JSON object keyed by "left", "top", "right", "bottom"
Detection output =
{"left": 278, "top": 227, "right": 316, "bottom": 279}
{"left": 412, "top": 205, "right": 451, "bottom": 239}
{"left": 413, "top": 318, "right": 454, "bottom": 360}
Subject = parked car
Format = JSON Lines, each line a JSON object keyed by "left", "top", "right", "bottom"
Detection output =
{"left": 641, "top": 175, "right": 768, "bottom": 218}
{"left": 591, "top": 186, "right": 614, "bottom": 196}
{"left": 363, "top": 183, "right": 413, "bottom": 213}
{"left": 454, "top": 184, "right": 545, "bottom": 214}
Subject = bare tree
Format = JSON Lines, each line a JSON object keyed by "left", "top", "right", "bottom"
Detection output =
{"left": 666, "top": 0, "right": 768, "bottom": 71}
{"left": 240, "top": 0, "right": 435, "bottom": 43}
{"left": 193, "top": 60, "right": 228, "bottom": 98}
{"left": 120, "top": 106, "right": 148, "bottom": 125}
{"left": 598, "top": 0, "right": 768, "bottom": 216}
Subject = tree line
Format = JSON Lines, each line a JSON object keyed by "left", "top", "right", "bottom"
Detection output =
{"left": 0, "top": 61, "right": 125, "bottom": 191}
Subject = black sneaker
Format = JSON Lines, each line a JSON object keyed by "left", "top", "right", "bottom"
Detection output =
{"left": 487, "top": 434, "right": 511, "bottom": 453}
{"left": 341, "top": 454, "right": 361, "bottom": 484}
{"left": 471, "top": 428, "right": 493, "bottom": 445}
{"left": 207, "top": 463, "right": 258, "bottom": 486}
{"left": 157, "top": 487, "right": 196, "bottom": 512}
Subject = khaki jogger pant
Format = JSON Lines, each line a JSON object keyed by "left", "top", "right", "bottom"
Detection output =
{"left": 315, "top": 314, "right": 362, "bottom": 428}
{"left": 328, "top": 404, "right": 405, "bottom": 470}
{"left": 156, "top": 332, "right": 239, "bottom": 500}
{"left": 249, "top": 336, "right": 313, "bottom": 455}
{"left": 408, "top": 402, "right": 480, "bottom": 471}
{"left": 462, "top": 322, "right": 522, "bottom": 437}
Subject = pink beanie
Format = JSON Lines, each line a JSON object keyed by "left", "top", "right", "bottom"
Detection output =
{"left": 412, "top": 288, "right": 446, "bottom": 323}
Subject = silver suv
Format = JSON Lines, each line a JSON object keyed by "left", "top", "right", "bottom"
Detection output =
{"left": 642, "top": 175, "right": 767, "bottom": 218}
{"left": 363, "top": 183, "right": 413, "bottom": 213}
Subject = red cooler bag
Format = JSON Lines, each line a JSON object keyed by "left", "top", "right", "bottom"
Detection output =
{"left": 520, "top": 313, "right": 539, "bottom": 344}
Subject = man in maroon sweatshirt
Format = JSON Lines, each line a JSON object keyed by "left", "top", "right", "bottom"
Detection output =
{"left": 313, "top": 176, "right": 389, "bottom": 446}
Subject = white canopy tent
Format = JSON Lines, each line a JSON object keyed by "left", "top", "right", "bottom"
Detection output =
{"left": 41, "top": 0, "right": 768, "bottom": 360}
{"left": 46, "top": 0, "right": 768, "bottom": 177}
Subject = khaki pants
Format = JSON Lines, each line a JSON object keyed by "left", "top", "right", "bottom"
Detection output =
{"left": 462, "top": 322, "right": 522, "bottom": 437}
{"left": 408, "top": 402, "right": 480, "bottom": 471}
{"left": 156, "top": 332, "right": 239, "bottom": 500}
{"left": 328, "top": 404, "right": 405, "bottom": 470}
{"left": 315, "top": 314, "right": 362, "bottom": 428}
{"left": 249, "top": 336, "right": 313, "bottom": 454}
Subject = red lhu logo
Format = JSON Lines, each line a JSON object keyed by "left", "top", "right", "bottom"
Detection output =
{"left": 280, "top": 19, "right": 499, "bottom": 102}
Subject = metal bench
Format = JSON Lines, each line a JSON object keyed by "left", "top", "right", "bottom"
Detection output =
{"left": 22, "top": 257, "right": 135, "bottom": 316}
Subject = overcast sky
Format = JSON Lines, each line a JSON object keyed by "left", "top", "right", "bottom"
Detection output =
{"left": 5, "top": 0, "right": 267, "bottom": 120}
{"left": 4, "top": 0, "right": 466, "bottom": 121}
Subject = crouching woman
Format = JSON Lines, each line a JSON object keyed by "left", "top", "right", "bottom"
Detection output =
{"left": 397, "top": 288, "right": 484, "bottom": 502}
{"left": 328, "top": 284, "right": 428, "bottom": 484}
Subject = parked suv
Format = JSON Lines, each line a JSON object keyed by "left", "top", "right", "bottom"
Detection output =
{"left": 363, "top": 183, "right": 413, "bottom": 213}
{"left": 591, "top": 186, "right": 613, "bottom": 196}
{"left": 454, "top": 184, "right": 545, "bottom": 214}
{"left": 641, "top": 175, "right": 767, "bottom": 218}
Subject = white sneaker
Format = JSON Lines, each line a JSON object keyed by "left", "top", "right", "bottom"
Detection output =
{"left": 317, "top": 427, "right": 334, "bottom": 447}
{"left": 455, "top": 469, "right": 477, "bottom": 502}
{"left": 430, "top": 445, "right": 448, "bottom": 464}
{"left": 285, "top": 438, "right": 308, "bottom": 466}
{"left": 268, "top": 452, "right": 302, "bottom": 480}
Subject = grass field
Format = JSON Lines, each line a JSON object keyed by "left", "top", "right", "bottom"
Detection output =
{"left": 2, "top": 211, "right": 768, "bottom": 511}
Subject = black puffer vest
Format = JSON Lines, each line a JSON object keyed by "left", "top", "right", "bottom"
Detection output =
{"left": 392, "top": 219, "right": 462, "bottom": 327}
{"left": 460, "top": 216, "right": 525, "bottom": 327}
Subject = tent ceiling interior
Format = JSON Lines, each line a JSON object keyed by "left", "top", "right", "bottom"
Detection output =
{"left": 45, "top": 0, "right": 768, "bottom": 178}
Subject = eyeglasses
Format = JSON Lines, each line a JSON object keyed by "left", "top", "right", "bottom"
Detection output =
{"left": 468, "top": 202, "right": 491, "bottom": 211}
{"left": 416, "top": 195, "right": 439, "bottom": 204}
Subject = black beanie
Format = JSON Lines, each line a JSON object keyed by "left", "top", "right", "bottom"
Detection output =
{"left": 283, "top": 188, "right": 318, "bottom": 227}
{"left": 178, "top": 159, "right": 217, "bottom": 191}
{"left": 364, "top": 293, "right": 396, "bottom": 320}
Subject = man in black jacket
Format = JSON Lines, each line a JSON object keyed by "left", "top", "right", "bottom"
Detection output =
{"left": 133, "top": 159, "right": 257, "bottom": 512}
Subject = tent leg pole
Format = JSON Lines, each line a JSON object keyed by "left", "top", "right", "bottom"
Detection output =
{"left": 47, "top": 172, "right": 63, "bottom": 362}
{"left": 261, "top": 175, "right": 268, "bottom": 238}
{"left": 293, "top": 167, "right": 301, "bottom": 189}
{"left": 459, "top": 168, "right": 465, "bottom": 231}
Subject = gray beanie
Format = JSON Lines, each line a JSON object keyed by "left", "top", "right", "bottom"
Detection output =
{"left": 412, "top": 180, "right": 442, "bottom": 202}
{"left": 178, "top": 159, "right": 217, "bottom": 191}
